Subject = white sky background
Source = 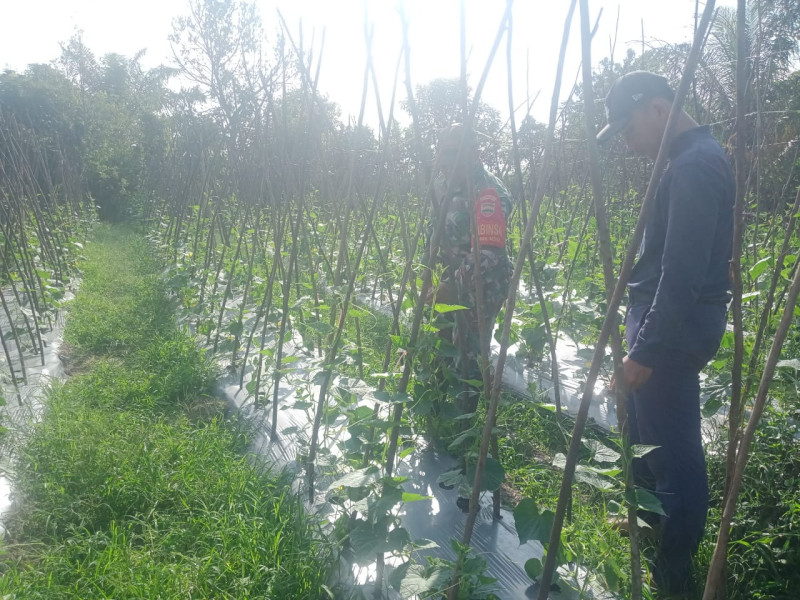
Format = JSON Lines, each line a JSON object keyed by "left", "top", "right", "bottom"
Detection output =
{"left": 0, "top": 0, "right": 735, "bottom": 127}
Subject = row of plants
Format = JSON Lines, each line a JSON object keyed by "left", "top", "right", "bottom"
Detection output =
{"left": 0, "top": 107, "right": 94, "bottom": 404}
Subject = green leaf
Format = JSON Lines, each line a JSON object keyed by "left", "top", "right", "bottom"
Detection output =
{"left": 371, "top": 372, "right": 401, "bottom": 379}
{"left": 386, "top": 526, "right": 411, "bottom": 552}
{"left": 631, "top": 444, "right": 660, "bottom": 459}
{"left": 749, "top": 256, "right": 772, "bottom": 280}
{"left": 350, "top": 521, "right": 384, "bottom": 564}
{"left": 701, "top": 396, "right": 724, "bottom": 418}
{"left": 438, "top": 340, "right": 461, "bottom": 358}
{"left": 594, "top": 467, "right": 622, "bottom": 477}
{"left": 466, "top": 456, "right": 505, "bottom": 491}
{"left": 514, "top": 499, "right": 554, "bottom": 545}
{"left": 373, "top": 391, "right": 410, "bottom": 404}
{"left": 398, "top": 447, "right": 415, "bottom": 459}
{"left": 412, "top": 539, "right": 439, "bottom": 550}
{"left": 584, "top": 439, "right": 621, "bottom": 464}
{"left": 634, "top": 487, "right": 666, "bottom": 516}
{"left": 602, "top": 557, "right": 623, "bottom": 591}
{"left": 575, "top": 466, "right": 615, "bottom": 489}
{"left": 389, "top": 334, "right": 407, "bottom": 348}
{"left": 306, "top": 320, "right": 334, "bottom": 336}
{"left": 388, "top": 561, "right": 411, "bottom": 592}
{"left": 348, "top": 306, "right": 369, "bottom": 319}
{"left": 437, "top": 468, "right": 466, "bottom": 489}
{"left": 398, "top": 564, "right": 451, "bottom": 597}
{"left": 372, "top": 390, "right": 393, "bottom": 403}
{"left": 454, "top": 412, "right": 476, "bottom": 421}
{"left": 327, "top": 466, "right": 380, "bottom": 490}
{"left": 401, "top": 492, "right": 432, "bottom": 503}
{"left": 741, "top": 291, "right": 760, "bottom": 302}
{"left": 524, "top": 557, "right": 543, "bottom": 581}
{"left": 552, "top": 454, "right": 614, "bottom": 489}
{"left": 447, "top": 428, "right": 479, "bottom": 452}
{"left": 291, "top": 295, "right": 311, "bottom": 310}
{"left": 433, "top": 303, "right": 467, "bottom": 313}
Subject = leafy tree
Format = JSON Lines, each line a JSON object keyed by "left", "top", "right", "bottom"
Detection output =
{"left": 0, "top": 64, "right": 83, "bottom": 197}
{"left": 402, "top": 77, "right": 503, "bottom": 165}
{"left": 53, "top": 38, "right": 175, "bottom": 221}
{"left": 169, "top": 0, "right": 270, "bottom": 142}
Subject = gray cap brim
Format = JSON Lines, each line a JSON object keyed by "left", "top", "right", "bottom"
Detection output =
{"left": 596, "top": 118, "right": 629, "bottom": 144}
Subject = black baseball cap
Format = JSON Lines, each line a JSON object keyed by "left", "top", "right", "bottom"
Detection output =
{"left": 596, "top": 71, "right": 675, "bottom": 143}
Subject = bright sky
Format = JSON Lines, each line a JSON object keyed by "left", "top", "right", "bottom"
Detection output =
{"left": 1, "top": 0, "right": 735, "bottom": 127}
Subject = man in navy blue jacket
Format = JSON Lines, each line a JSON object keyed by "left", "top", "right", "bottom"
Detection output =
{"left": 598, "top": 71, "right": 734, "bottom": 597}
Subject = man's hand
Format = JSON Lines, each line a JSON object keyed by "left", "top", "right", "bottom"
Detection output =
{"left": 611, "top": 355, "right": 653, "bottom": 394}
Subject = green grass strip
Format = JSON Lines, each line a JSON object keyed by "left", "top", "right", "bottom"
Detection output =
{"left": 0, "top": 225, "right": 336, "bottom": 599}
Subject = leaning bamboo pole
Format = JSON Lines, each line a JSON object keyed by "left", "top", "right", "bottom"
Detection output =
{"left": 381, "top": 5, "right": 435, "bottom": 483}
{"left": 723, "top": 0, "right": 748, "bottom": 506}
{"left": 271, "top": 204, "right": 304, "bottom": 439}
{"left": 505, "top": 18, "right": 563, "bottom": 415}
{"left": 743, "top": 186, "right": 800, "bottom": 398}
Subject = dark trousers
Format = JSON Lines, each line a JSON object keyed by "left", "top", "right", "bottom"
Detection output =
{"left": 625, "top": 302, "right": 726, "bottom": 594}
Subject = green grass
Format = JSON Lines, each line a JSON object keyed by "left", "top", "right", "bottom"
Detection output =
{"left": 697, "top": 406, "right": 800, "bottom": 600}
{"left": 497, "top": 401, "right": 647, "bottom": 598}
{"left": 0, "top": 224, "right": 337, "bottom": 599}
{"left": 64, "top": 230, "right": 172, "bottom": 355}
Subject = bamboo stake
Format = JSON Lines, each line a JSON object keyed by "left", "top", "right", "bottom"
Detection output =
{"left": 303, "top": 11, "right": 386, "bottom": 499}
{"left": 723, "top": 0, "right": 748, "bottom": 506}
{"left": 241, "top": 210, "right": 287, "bottom": 391}
{"left": 505, "top": 14, "right": 562, "bottom": 416}
{"left": 213, "top": 207, "right": 248, "bottom": 354}
{"left": 743, "top": 186, "right": 800, "bottom": 401}
{"left": 271, "top": 204, "right": 304, "bottom": 439}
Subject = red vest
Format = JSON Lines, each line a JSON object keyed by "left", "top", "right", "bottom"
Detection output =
{"left": 474, "top": 188, "right": 506, "bottom": 248}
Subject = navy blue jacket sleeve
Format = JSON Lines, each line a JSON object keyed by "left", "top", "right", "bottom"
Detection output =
{"left": 627, "top": 157, "right": 724, "bottom": 367}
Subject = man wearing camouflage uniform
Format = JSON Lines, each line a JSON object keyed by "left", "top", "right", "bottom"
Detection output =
{"left": 431, "top": 124, "right": 513, "bottom": 419}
